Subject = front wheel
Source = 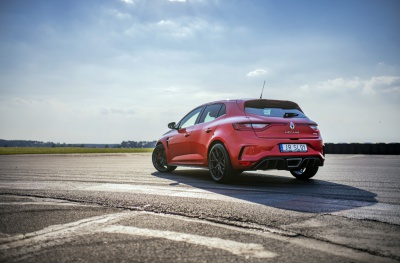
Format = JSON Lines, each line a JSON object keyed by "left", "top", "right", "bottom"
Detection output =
{"left": 152, "top": 144, "right": 176, "bottom": 173}
{"left": 208, "top": 143, "right": 234, "bottom": 183}
{"left": 290, "top": 166, "right": 319, "bottom": 180}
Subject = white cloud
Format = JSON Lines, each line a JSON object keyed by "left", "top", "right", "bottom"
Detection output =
{"left": 363, "top": 76, "right": 400, "bottom": 95}
{"left": 109, "top": 9, "right": 132, "bottom": 20}
{"left": 316, "top": 77, "right": 361, "bottom": 91}
{"left": 157, "top": 20, "right": 175, "bottom": 26}
{"left": 247, "top": 69, "right": 268, "bottom": 77}
{"left": 156, "top": 18, "right": 222, "bottom": 39}
{"left": 303, "top": 76, "right": 400, "bottom": 95}
{"left": 125, "top": 18, "right": 223, "bottom": 40}
{"left": 121, "top": 0, "right": 134, "bottom": 4}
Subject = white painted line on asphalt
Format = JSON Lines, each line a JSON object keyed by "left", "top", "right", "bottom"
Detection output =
{"left": 0, "top": 202, "right": 90, "bottom": 206}
{"left": 0, "top": 212, "right": 133, "bottom": 248}
{"left": 1, "top": 203, "right": 395, "bottom": 262}
{"left": 100, "top": 225, "right": 277, "bottom": 259}
{"left": 2, "top": 181, "right": 398, "bottom": 227}
{"left": 149, "top": 212, "right": 398, "bottom": 263}
{"left": 0, "top": 210, "right": 276, "bottom": 260}
{"left": 0, "top": 195, "right": 99, "bottom": 207}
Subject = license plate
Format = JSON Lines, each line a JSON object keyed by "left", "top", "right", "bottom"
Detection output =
{"left": 280, "top": 144, "right": 308, "bottom": 152}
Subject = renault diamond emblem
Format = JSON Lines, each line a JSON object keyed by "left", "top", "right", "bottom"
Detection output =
{"left": 290, "top": 122, "right": 295, "bottom": 130}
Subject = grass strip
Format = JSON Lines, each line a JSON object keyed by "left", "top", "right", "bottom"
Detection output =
{"left": 0, "top": 147, "right": 153, "bottom": 155}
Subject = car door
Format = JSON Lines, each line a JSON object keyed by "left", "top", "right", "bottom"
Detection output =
{"left": 167, "top": 107, "right": 203, "bottom": 163}
{"left": 187, "top": 103, "right": 226, "bottom": 164}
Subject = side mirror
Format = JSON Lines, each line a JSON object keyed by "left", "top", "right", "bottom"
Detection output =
{"left": 168, "top": 122, "right": 177, "bottom": 130}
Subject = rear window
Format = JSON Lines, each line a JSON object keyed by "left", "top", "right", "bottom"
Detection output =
{"left": 244, "top": 100, "right": 306, "bottom": 118}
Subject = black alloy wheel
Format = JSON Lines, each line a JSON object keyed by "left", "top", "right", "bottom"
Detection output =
{"left": 152, "top": 144, "right": 176, "bottom": 173}
{"left": 290, "top": 166, "right": 319, "bottom": 179}
{"left": 208, "top": 143, "right": 234, "bottom": 183}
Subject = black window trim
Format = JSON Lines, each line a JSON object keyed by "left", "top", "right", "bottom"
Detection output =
{"left": 197, "top": 103, "right": 226, "bottom": 125}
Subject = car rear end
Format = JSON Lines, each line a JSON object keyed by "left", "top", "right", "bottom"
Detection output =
{"left": 227, "top": 99, "right": 324, "bottom": 174}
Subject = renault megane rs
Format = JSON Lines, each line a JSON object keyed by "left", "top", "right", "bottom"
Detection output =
{"left": 152, "top": 99, "right": 325, "bottom": 183}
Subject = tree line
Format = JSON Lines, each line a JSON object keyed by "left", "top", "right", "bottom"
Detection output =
{"left": 0, "top": 139, "right": 157, "bottom": 148}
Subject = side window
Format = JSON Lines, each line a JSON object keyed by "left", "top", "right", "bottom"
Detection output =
{"left": 179, "top": 107, "right": 203, "bottom": 129}
{"left": 217, "top": 104, "right": 226, "bottom": 117}
{"left": 198, "top": 104, "right": 224, "bottom": 124}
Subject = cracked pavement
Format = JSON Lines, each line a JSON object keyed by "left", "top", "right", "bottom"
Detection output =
{"left": 0, "top": 154, "right": 399, "bottom": 262}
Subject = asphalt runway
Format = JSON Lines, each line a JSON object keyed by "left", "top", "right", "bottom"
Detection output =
{"left": 0, "top": 154, "right": 399, "bottom": 262}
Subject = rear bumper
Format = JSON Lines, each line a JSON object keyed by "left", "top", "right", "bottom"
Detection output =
{"left": 221, "top": 131, "right": 325, "bottom": 170}
{"left": 252, "top": 156, "right": 323, "bottom": 171}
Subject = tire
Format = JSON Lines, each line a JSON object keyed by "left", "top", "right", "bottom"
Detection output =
{"left": 208, "top": 143, "right": 234, "bottom": 183}
{"left": 290, "top": 166, "right": 318, "bottom": 180}
{"left": 152, "top": 144, "right": 177, "bottom": 173}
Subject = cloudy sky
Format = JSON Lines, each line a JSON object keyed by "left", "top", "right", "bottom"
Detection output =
{"left": 0, "top": 0, "right": 399, "bottom": 143}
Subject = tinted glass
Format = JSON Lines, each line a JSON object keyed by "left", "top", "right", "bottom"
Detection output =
{"left": 199, "top": 104, "right": 223, "bottom": 124}
{"left": 217, "top": 104, "right": 226, "bottom": 117}
{"left": 179, "top": 107, "right": 203, "bottom": 129}
{"left": 245, "top": 107, "right": 306, "bottom": 118}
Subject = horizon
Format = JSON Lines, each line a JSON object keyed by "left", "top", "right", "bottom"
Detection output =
{"left": 1, "top": 139, "right": 399, "bottom": 145}
{"left": 1, "top": 0, "right": 399, "bottom": 143}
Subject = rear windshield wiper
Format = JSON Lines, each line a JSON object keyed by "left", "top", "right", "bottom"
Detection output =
{"left": 283, "top": 112, "right": 299, "bottom": 118}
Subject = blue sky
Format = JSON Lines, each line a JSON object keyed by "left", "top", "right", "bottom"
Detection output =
{"left": 0, "top": 0, "right": 399, "bottom": 143}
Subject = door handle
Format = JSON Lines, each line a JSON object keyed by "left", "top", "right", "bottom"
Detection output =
{"left": 184, "top": 133, "right": 190, "bottom": 137}
{"left": 205, "top": 128, "right": 212, "bottom": 133}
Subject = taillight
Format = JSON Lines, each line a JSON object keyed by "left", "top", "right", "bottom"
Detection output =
{"left": 309, "top": 125, "right": 318, "bottom": 131}
{"left": 233, "top": 123, "right": 269, "bottom": 131}
{"left": 232, "top": 123, "right": 252, "bottom": 131}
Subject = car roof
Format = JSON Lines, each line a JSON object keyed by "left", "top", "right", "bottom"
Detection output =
{"left": 199, "top": 98, "right": 303, "bottom": 112}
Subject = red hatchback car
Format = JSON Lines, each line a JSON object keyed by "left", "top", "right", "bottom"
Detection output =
{"left": 152, "top": 99, "right": 325, "bottom": 183}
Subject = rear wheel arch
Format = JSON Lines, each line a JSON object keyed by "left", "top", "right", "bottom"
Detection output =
{"left": 207, "top": 139, "right": 231, "bottom": 163}
{"left": 208, "top": 143, "right": 235, "bottom": 183}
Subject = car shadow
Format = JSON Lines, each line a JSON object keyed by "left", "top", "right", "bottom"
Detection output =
{"left": 152, "top": 169, "right": 377, "bottom": 213}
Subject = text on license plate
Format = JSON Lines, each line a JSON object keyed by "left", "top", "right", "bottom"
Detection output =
{"left": 280, "top": 144, "right": 308, "bottom": 152}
